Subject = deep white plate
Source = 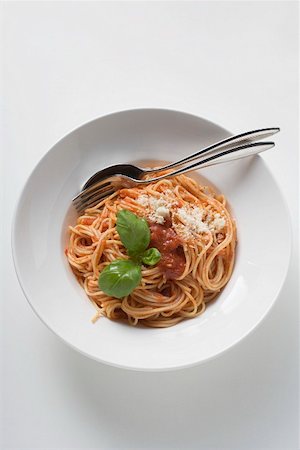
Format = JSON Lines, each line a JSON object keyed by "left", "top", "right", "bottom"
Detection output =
{"left": 12, "top": 109, "right": 291, "bottom": 371}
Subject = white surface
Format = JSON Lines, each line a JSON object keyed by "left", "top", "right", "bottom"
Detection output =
{"left": 12, "top": 108, "right": 291, "bottom": 370}
{"left": 2, "top": 1, "right": 299, "bottom": 449}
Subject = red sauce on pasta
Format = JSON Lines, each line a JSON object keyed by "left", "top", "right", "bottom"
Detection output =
{"left": 149, "top": 223, "right": 185, "bottom": 279}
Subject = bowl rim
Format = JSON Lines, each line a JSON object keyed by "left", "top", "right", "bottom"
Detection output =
{"left": 11, "top": 107, "right": 293, "bottom": 371}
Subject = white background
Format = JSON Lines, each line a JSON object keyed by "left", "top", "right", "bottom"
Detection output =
{"left": 1, "top": 2, "right": 299, "bottom": 449}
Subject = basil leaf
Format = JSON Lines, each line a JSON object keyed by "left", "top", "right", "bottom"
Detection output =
{"left": 116, "top": 209, "right": 150, "bottom": 256}
{"left": 142, "top": 248, "right": 161, "bottom": 266}
{"left": 98, "top": 259, "right": 141, "bottom": 298}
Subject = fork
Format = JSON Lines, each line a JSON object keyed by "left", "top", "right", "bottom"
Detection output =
{"left": 73, "top": 127, "right": 279, "bottom": 212}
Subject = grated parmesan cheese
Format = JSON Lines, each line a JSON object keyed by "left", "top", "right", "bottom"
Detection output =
{"left": 136, "top": 195, "right": 149, "bottom": 207}
{"left": 136, "top": 190, "right": 226, "bottom": 239}
{"left": 136, "top": 192, "right": 173, "bottom": 224}
{"left": 149, "top": 204, "right": 171, "bottom": 224}
{"left": 177, "top": 206, "right": 209, "bottom": 234}
{"left": 208, "top": 213, "right": 226, "bottom": 232}
{"left": 156, "top": 206, "right": 170, "bottom": 218}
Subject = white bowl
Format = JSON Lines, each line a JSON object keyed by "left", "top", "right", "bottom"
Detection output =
{"left": 12, "top": 109, "right": 291, "bottom": 371}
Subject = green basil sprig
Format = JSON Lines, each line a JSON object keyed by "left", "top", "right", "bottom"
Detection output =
{"left": 98, "top": 210, "right": 161, "bottom": 298}
{"left": 99, "top": 260, "right": 142, "bottom": 299}
{"left": 141, "top": 247, "right": 161, "bottom": 266}
{"left": 116, "top": 209, "right": 150, "bottom": 256}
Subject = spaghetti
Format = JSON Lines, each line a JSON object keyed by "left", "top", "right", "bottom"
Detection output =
{"left": 67, "top": 174, "right": 236, "bottom": 327}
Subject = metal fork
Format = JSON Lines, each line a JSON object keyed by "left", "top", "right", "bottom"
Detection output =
{"left": 73, "top": 127, "right": 279, "bottom": 212}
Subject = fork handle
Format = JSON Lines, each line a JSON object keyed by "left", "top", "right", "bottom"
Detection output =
{"left": 147, "top": 141, "right": 274, "bottom": 181}
{"left": 145, "top": 127, "right": 279, "bottom": 174}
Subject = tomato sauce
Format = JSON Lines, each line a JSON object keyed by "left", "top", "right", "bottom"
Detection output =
{"left": 150, "top": 223, "right": 185, "bottom": 279}
{"left": 81, "top": 217, "right": 95, "bottom": 225}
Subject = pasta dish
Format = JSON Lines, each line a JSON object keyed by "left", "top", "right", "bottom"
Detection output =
{"left": 66, "top": 174, "right": 236, "bottom": 327}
